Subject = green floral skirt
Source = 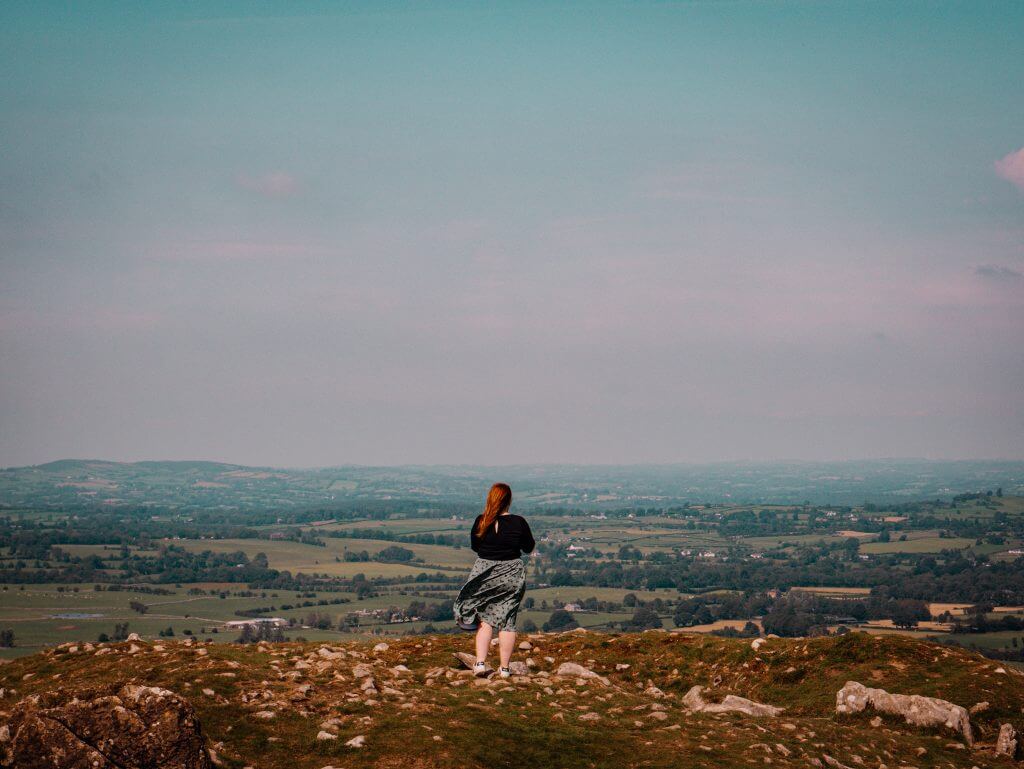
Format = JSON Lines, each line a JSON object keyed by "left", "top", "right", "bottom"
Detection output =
{"left": 453, "top": 557, "right": 527, "bottom": 632}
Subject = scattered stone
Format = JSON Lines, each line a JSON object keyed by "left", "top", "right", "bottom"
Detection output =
{"left": 682, "top": 686, "right": 784, "bottom": 717}
{"left": 835, "top": 681, "right": 972, "bottom": 745}
{"left": 995, "top": 723, "right": 1019, "bottom": 759}
{"left": 373, "top": 643, "right": 389, "bottom": 653}
{"left": 315, "top": 731, "right": 337, "bottom": 741}
{"left": 821, "top": 755, "right": 854, "bottom": 769}
{"left": 554, "top": 663, "right": 609, "bottom": 685}
{"left": 453, "top": 652, "right": 492, "bottom": 675}
{"left": 345, "top": 735, "right": 366, "bottom": 748}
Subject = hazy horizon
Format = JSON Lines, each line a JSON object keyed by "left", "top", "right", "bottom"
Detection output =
{"left": 7, "top": 455, "right": 1024, "bottom": 473}
{"left": 2, "top": 2, "right": 1023, "bottom": 468}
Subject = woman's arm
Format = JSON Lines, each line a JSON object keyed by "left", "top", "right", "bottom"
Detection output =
{"left": 520, "top": 518, "right": 536, "bottom": 554}
{"left": 470, "top": 515, "right": 481, "bottom": 553}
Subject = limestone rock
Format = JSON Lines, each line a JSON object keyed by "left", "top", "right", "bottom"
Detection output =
{"left": 452, "top": 652, "right": 491, "bottom": 675}
{"left": 554, "top": 662, "right": 609, "bottom": 685}
{"left": 835, "top": 681, "right": 972, "bottom": 745}
{"left": 0, "top": 684, "right": 212, "bottom": 769}
{"left": 995, "top": 723, "right": 1019, "bottom": 759}
{"left": 682, "top": 685, "right": 784, "bottom": 717}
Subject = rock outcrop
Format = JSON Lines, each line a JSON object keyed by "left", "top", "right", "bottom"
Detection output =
{"left": 836, "top": 681, "right": 973, "bottom": 745}
{"left": 682, "top": 685, "right": 784, "bottom": 717}
{"left": 0, "top": 683, "right": 211, "bottom": 769}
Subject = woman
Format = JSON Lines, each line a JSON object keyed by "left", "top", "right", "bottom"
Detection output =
{"left": 453, "top": 482, "right": 535, "bottom": 678}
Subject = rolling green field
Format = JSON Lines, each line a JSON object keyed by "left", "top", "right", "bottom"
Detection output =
{"left": 860, "top": 536, "right": 976, "bottom": 554}
{"left": 0, "top": 581, "right": 470, "bottom": 658}
{"left": 2, "top": 491, "right": 1023, "bottom": 661}
{"left": 170, "top": 537, "right": 474, "bottom": 576}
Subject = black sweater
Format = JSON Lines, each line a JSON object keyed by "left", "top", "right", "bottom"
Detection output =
{"left": 470, "top": 514, "right": 536, "bottom": 561}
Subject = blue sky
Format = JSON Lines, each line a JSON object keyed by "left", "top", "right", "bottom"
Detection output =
{"left": 1, "top": 1, "right": 1022, "bottom": 466}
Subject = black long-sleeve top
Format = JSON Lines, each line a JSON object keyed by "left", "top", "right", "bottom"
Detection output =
{"left": 470, "top": 513, "right": 536, "bottom": 561}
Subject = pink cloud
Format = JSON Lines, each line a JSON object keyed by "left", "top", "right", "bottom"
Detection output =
{"left": 236, "top": 171, "right": 299, "bottom": 197}
{"left": 994, "top": 147, "right": 1024, "bottom": 190}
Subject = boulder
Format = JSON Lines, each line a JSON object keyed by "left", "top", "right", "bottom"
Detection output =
{"left": 835, "top": 681, "right": 972, "bottom": 745}
{"left": 351, "top": 663, "right": 373, "bottom": 678}
{"left": 682, "top": 685, "right": 783, "bottom": 717}
{"left": 0, "top": 684, "right": 212, "bottom": 769}
{"left": 554, "top": 662, "right": 609, "bottom": 685}
{"left": 995, "top": 723, "right": 1018, "bottom": 759}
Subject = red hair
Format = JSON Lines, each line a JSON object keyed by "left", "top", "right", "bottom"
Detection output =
{"left": 476, "top": 483, "right": 512, "bottom": 537}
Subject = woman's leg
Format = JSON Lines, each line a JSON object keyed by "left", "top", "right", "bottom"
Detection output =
{"left": 498, "top": 630, "right": 516, "bottom": 668}
{"left": 475, "top": 621, "right": 493, "bottom": 663}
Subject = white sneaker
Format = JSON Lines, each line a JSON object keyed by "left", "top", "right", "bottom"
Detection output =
{"left": 499, "top": 667, "right": 511, "bottom": 678}
{"left": 473, "top": 661, "right": 488, "bottom": 677}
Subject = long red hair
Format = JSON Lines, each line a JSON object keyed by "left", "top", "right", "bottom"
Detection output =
{"left": 476, "top": 483, "right": 512, "bottom": 537}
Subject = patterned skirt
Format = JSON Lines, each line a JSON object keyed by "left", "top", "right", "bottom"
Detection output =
{"left": 453, "top": 557, "right": 527, "bottom": 632}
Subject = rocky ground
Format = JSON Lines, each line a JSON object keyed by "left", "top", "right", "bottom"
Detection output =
{"left": 0, "top": 629, "right": 1021, "bottom": 768}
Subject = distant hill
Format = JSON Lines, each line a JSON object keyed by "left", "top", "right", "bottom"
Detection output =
{"left": 0, "top": 630, "right": 1020, "bottom": 768}
{"left": 1, "top": 457, "right": 1022, "bottom": 511}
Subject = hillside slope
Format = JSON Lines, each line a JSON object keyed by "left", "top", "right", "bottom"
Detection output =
{"left": 0, "top": 631, "right": 1022, "bottom": 768}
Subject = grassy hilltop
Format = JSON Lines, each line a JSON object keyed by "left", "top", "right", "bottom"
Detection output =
{"left": 1, "top": 630, "right": 1022, "bottom": 769}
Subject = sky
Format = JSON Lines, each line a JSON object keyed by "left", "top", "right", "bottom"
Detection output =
{"left": 1, "top": 1, "right": 1023, "bottom": 468}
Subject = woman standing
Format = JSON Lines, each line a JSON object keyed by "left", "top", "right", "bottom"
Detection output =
{"left": 453, "top": 483, "right": 535, "bottom": 678}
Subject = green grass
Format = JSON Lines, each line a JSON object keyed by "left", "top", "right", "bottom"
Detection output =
{"left": 171, "top": 538, "right": 468, "bottom": 577}
{"left": 861, "top": 536, "right": 975, "bottom": 554}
